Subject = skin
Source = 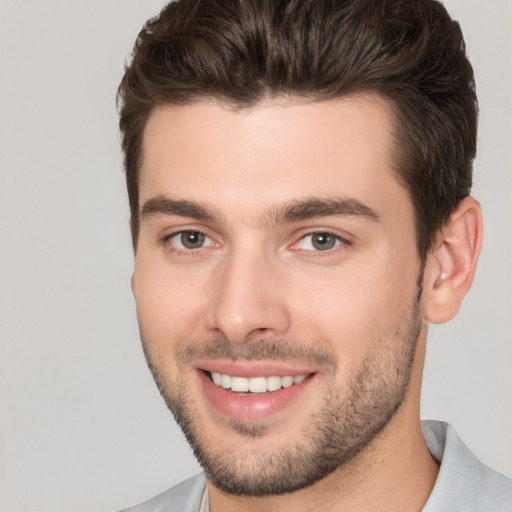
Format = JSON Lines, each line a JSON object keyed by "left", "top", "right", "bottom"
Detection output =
{"left": 132, "top": 94, "right": 482, "bottom": 512}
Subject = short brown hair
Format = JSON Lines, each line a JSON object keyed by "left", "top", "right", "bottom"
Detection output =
{"left": 118, "top": 0, "right": 477, "bottom": 261}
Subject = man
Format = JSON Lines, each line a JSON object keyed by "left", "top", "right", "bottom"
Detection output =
{"left": 117, "top": 0, "right": 512, "bottom": 510}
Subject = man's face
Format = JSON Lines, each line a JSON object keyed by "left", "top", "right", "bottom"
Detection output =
{"left": 133, "top": 96, "right": 426, "bottom": 495}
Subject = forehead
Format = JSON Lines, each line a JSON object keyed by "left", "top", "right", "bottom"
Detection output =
{"left": 139, "top": 95, "right": 410, "bottom": 223}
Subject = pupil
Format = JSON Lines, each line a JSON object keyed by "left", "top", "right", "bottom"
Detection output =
{"left": 312, "top": 233, "right": 335, "bottom": 250}
{"left": 181, "top": 231, "right": 205, "bottom": 249}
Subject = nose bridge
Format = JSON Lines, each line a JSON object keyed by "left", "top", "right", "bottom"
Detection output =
{"left": 206, "top": 242, "right": 290, "bottom": 343}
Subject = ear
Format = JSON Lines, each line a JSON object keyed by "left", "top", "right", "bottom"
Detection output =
{"left": 423, "top": 197, "right": 483, "bottom": 324}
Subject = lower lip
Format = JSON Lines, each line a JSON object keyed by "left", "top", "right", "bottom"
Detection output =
{"left": 198, "top": 370, "right": 313, "bottom": 423}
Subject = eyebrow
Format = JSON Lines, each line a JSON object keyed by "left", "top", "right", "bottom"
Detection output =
{"left": 141, "top": 195, "right": 223, "bottom": 223}
{"left": 140, "top": 195, "right": 380, "bottom": 225}
{"left": 270, "top": 197, "right": 380, "bottom": 225}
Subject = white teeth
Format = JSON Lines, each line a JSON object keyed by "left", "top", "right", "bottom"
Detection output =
{"left": 267, "top": 375, "right": 282, "bottom": 392}
{"left": 230, "top": 376, "right": 249, "bottom": 392}
{"left": 294, "top": 374, "right": 307, "bottom": 385}
{"left": 281, "top": 376, "right": 294, "bottom": 388}
{"left": 248, "top": 376, "right": 267, "bottom": 393}
{"left": 221, "top": 374, "right": 231, "bottom": 389}
{"left": 209, "top": 372, "right": 308, "bottom": 393}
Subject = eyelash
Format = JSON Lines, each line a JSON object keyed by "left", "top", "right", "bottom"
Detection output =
{"left": 161, "top": 229, "right": 351, "bottom": 256}
{"left": 291, "top": 231, "right": 351, "bottom": 255}
{"left": 162, "top": 229, "right": 217, "bottom": 255}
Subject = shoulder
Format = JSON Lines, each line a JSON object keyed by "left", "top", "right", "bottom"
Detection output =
{"left": 119, "top": 473, "right": 206, "bottom": 512}
{"left": 422, "top": 420, "right": 512, "bottom": 512}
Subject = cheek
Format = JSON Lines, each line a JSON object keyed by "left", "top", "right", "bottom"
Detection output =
{"left": 288, "top": 275, "right": 382, "bottom": 356}
{"left": 132, "top": 255, "right": 213, "bottom": 345}
{"left": 285, "top": 255, "right": 418, "bottom": 363}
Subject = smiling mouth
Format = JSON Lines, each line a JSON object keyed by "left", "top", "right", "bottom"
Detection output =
{"left": 207, "top": 371, "right": 309, "bottom": 394}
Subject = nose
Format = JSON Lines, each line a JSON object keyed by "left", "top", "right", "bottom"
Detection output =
{"left": 204, "top": 248, "right": 291, "bottom": 344}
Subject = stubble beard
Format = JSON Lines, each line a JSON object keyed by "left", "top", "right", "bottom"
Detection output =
{"left": 140, "top": 286, "right": 423, "bottom": 497}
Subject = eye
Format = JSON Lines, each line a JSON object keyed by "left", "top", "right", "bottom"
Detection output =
{"left": 296, "top": 232, "right": 344, "bottom": 251}
{"left": 167, "top": 230, "right": 216, "bottom": 250}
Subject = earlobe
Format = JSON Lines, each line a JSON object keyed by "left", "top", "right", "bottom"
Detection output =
{"left": 423, "top": 197, "right": 483, "bottom": 324}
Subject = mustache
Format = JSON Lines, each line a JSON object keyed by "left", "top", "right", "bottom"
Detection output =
{"left": 177, "top": 338, "right": 338, "bottom": 372}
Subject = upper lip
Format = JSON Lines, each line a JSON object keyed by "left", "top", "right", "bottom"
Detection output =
{"left": 193, "top": 359, "right": 316, "bottom": 378}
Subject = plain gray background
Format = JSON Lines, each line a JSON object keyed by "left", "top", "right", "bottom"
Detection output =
{"left": 0, "top": 0, "right": 510, "bottom": 510}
